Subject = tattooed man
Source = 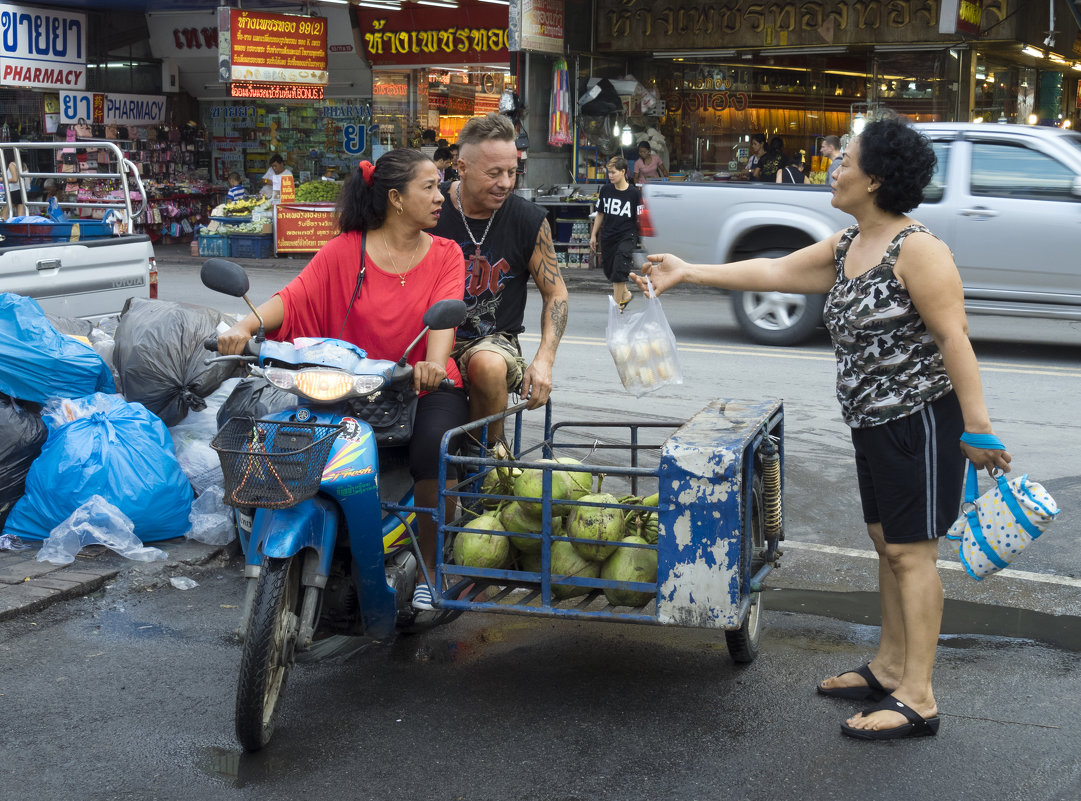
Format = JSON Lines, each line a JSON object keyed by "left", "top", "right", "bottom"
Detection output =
{"left": 428, "top": 112, "right": 569, "bottom": 442}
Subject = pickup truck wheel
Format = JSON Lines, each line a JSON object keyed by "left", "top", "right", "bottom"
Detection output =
{"left": 731, "top": 290, "right": 825, "bottom": 346}
{"left": 729, "top": 248, "right": 824, "bottom": 346}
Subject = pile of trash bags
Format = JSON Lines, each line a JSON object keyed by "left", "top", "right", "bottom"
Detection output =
{"left": 0, "top": 291, "right": 290, "bottom": 557}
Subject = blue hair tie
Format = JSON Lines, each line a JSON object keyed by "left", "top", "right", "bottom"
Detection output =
{"left": 961, "top": 432, "right": 1005, "bottom": 450}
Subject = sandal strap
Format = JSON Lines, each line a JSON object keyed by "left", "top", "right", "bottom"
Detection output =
{"left": 861, "top": 694, "right": 933, "bottom": 731}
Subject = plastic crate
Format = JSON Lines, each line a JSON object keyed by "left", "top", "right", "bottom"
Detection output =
{"left": 198, "top": 235, "right": 230, "bottom": 258}
{"left": 229, "top": 233, "right": 273, "bottom": 259}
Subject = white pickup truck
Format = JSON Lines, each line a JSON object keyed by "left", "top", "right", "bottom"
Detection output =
{"left": 640, "top": 122, "right": 1081, "bottom": 345}
{"left": 0, "top": 141, "right": 156, "bottom": 321}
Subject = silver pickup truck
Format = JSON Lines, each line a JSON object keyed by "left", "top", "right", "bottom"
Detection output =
{"left": 640, "top": 122, "right": 1081, "bottom": 345}
{"left": 0, "top": 141, "right": 156, "bottom": 322}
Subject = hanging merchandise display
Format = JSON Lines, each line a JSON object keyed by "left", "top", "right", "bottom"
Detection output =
{"left": 549, "top": 58, "right": 573, "bottom": 147}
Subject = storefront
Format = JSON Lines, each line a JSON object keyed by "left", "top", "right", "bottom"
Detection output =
{"left": 357, "top": 1, "right": 509, "bottom": 151}
{"left": 590, "top": 0, "right": 1081, "bottom": 179}
{"left": 148, "top": 5, "right": 372, "bottom": 189}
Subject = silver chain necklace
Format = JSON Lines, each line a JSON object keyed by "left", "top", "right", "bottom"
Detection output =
{"left": 456, "top": 181, "right": 498, "bottom": 248}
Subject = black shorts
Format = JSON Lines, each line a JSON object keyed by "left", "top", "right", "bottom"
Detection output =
{"left": 600, "top": 237, "right": 635, "bottom": 283}
{"left": 850, "top": 391, "right": 965, "bottom": 544}
{"left": 409, "top": 387, "right": 469, "bottom": 481}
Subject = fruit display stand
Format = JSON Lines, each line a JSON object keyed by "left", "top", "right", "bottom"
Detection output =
{"left": 434, "top": 398, "right": 785, "bottom": 663}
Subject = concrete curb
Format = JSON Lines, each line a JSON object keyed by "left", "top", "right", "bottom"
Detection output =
{"left": 0, "top": 538, "right": 235, "bottom": 622}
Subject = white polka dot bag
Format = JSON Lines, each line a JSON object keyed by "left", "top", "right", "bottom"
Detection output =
{"left": 946, "top": 461, "right": 1059, "bottom": 581}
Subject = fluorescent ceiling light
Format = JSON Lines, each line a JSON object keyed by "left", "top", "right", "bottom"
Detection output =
{"left": 1048, "top": 53, "right": 1066, "bottom": 63}
{"left": 318, "top": 0, "right": 350, "bottom": 4}
{"left": 766, "top": 46, "right": 846, "bottom": 55}
{"left": 874, "top": 43, "right": 951, "bottom": 52}
{"left": 478, "top": 0, "right": 510, "bottom": 4}
{"left": 417, "top": 0, "right": 457, "bottom": 5}
{"left": 1021, "top": 46, "right": 1044, "bottom": 57}
{"left": 654, "top": 50, "right": 736, "bottom": 59}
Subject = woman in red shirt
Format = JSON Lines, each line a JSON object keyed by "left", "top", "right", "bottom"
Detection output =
{"left": 217, "top": 148, "right": 467, "bottom": 612}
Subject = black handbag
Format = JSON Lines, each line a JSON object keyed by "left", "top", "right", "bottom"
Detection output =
{"left": 346, "top": 388, "right": 416, "bottom": 446}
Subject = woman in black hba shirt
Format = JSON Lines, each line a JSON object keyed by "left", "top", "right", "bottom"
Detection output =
{"left": 590, "top": 156, "right": 642, "bottom": 310}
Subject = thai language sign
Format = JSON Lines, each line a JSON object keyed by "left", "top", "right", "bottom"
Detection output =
{"left": 275, "top": 203, "right": 339, "bottom": 253}
{"left": 358, "top": 5, "right": 508, "bottom": 66}
{"left": 224, "top": 8, "right": 328, "bottom": 85}
{"left": 60, "top": 91, "right": 167, "bottom": 125}
{"left": 596, "top": 0, "right": 1011, "bottom": 50}
{"left": 0, "top": 4, "right": 86, "bottom": 89}
{"left": 508, "top": 0, "right": 564, "bottom": 54}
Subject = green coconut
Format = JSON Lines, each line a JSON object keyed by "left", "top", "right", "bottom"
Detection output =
{"left": 601, "top": 535, "right": 658, "bottom": 607}
{"left": 553, "top": 457, "right": 595, "bottom": 509}
{"left": 567, "top": 493, "right": 624, "bottom": 562}
{"left": 501, "top": 501, "right": 543, "bottom": 553}
{"left": 513, "top": 460, "right": 576, "bottom": 517}
{"left": 452, "top": 512, "right": 510, "bottom": 569}
{"left": 550, "top": 540, "right": 600, "bottom": 599}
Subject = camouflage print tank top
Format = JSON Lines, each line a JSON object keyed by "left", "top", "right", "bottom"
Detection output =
{"left": 823, "top": 223, "right": 953, "bottom": 429}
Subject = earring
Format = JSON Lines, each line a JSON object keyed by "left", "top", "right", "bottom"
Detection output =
{"left": 396, "top": 205, "right": 403, "bottom": 215}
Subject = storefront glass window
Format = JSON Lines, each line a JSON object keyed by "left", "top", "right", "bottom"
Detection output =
{"left": 638, "top": 50, "right": 956, "bottom": 180}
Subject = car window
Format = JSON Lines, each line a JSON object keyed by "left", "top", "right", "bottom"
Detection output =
{"left": 923, "top": 141, "right": 949, "bottom": 203}
{"left": 970, "top": 141, "right": 1077, "bottom": 200}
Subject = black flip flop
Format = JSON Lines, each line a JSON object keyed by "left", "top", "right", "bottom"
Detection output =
{"left": 618, "top": 295, "right": 633, "bottom": 312}
{"left": 816, "top": 662, "right": 888, "bottom": 702}
{"left": 841, "top": 694, "right": 941, "bottom": 740}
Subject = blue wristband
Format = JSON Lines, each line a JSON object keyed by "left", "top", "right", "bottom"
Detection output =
{"left": 961, "top": 432, "right": 1004, "bottom": 450}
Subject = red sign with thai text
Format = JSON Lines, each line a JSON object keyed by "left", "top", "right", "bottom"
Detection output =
{"left": 276, "top": 203, "right": 339, "bottom": 253}
{"left": 358, "top": 5, "right": 508, "bottom": 67}
{"left": 229, "top": 9, "right": 328, "bottom": 84}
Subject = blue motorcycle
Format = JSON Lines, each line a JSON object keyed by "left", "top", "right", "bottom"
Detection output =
{"left": 200, "top": 258, "right": 468, "bottom": 752}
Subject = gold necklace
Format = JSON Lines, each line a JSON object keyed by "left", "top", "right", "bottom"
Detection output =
{"left": 380, "top": 230, "right": 423, "bottom": 286}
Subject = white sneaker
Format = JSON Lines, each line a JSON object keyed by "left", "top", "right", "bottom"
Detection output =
{"left": 411, "top": 583, "right": 436, "bottom": 611}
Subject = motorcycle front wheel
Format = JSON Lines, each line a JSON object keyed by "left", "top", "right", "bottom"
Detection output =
{"left": 235, "top": 556, "right": 301, "bottom": 752}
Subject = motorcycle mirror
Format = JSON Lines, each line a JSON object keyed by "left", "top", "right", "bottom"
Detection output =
{"left": 200, "top": 258, "right": 250, "bottom": 297}
{"left": 423, "top": 298, "right": 467, "bottom": 331}
{"left": 397, "top": 299, "right": 468, "bottom": 366}
{"left": 200, "top": 258, "right": 266, "bottom": 342}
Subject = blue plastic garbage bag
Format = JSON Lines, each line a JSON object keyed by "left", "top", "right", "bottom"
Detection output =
{"left": 1, "top": 393, "right": 194, "bottom": 542}
{"left": 0, "top": 293, "right": 115, "bottom": 404}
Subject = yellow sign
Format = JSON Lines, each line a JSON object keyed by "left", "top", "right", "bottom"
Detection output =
{"left": 279, "top": 174, "right": 295, "bottom": 202}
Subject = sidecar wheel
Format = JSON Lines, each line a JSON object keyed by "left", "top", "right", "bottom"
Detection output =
{"left": 725, "top": 472, "right": 764, "bottom": 664}
{"left": 235, "top": 556, "right": 301, "bottom": 752}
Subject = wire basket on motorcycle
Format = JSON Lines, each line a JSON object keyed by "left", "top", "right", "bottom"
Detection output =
{"left": 211, "top": 417, "right": 342, "bottom": 509}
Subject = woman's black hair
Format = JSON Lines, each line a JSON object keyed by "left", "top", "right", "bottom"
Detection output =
{"left": 750, "top": 133, "right": 767, "bottom": 146}
{"left": 337, "top": 148, "right": 432, "bottom": 233}
{"left": 858, "top": 115, "right": 936, "bottom": 215}
{"left": 766, "top": 136, "right": 785, "bottom": 156}
{"left": 637, "top": 141, "right": 652, "bottom": 152}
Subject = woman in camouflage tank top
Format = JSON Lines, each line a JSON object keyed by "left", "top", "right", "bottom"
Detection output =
{"left": 632, "top": 116, "right": 1012, "bottom": 740}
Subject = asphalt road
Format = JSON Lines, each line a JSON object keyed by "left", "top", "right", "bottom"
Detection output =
{"left": 2, "top": 560, "right": 1079, "bottom": 801}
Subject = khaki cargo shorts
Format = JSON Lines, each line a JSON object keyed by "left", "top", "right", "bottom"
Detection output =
{"left": 451, "top": 333, "right": 525, "bottom": 392}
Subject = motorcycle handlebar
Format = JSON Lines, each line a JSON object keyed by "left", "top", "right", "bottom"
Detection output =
{"left": 202, "top": 336, "right": 260, "bottom": 358}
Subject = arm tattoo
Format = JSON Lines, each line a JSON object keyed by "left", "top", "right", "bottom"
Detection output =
{"left": 549, "top": 298, "right": 568, "bottom": 342}
{"left": 529, "top": 223, "right": 562, "bottom": 288}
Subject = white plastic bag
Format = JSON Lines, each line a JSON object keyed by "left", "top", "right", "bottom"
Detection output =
{"left": 169, "top": 377, "right": 240, "bottom": 495}
{"left": 36, "top": 495, "right": 169, "bottom": 565}
{"left": 186, "top": 485, "right": 236, "bottom": 546}
{"left": 606, "top": 277, "right": 683, "bottom": 397}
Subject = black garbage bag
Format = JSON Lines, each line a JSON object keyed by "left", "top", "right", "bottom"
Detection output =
{"left": 0, "top": 393, "right": 48, "bottom": 526}
{"left": 216, "top": 376, "right": 298, "bottom": 430}
{"left": 45, "top": 314, "right": 94, "bottom": 338}
{"left": 114, "top": 298, "right": 244, "bottom": 427}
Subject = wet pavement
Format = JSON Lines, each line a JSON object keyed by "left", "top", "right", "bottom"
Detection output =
{"left": 3, "top": 562, "right": 1079, "bottom": 801}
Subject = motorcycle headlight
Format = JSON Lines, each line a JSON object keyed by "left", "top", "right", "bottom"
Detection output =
{"left": 353, "top": 374, "right": 386, "bottom": 395}
{"left": 265, "top": 367, "right": 355, "bottom": 402}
